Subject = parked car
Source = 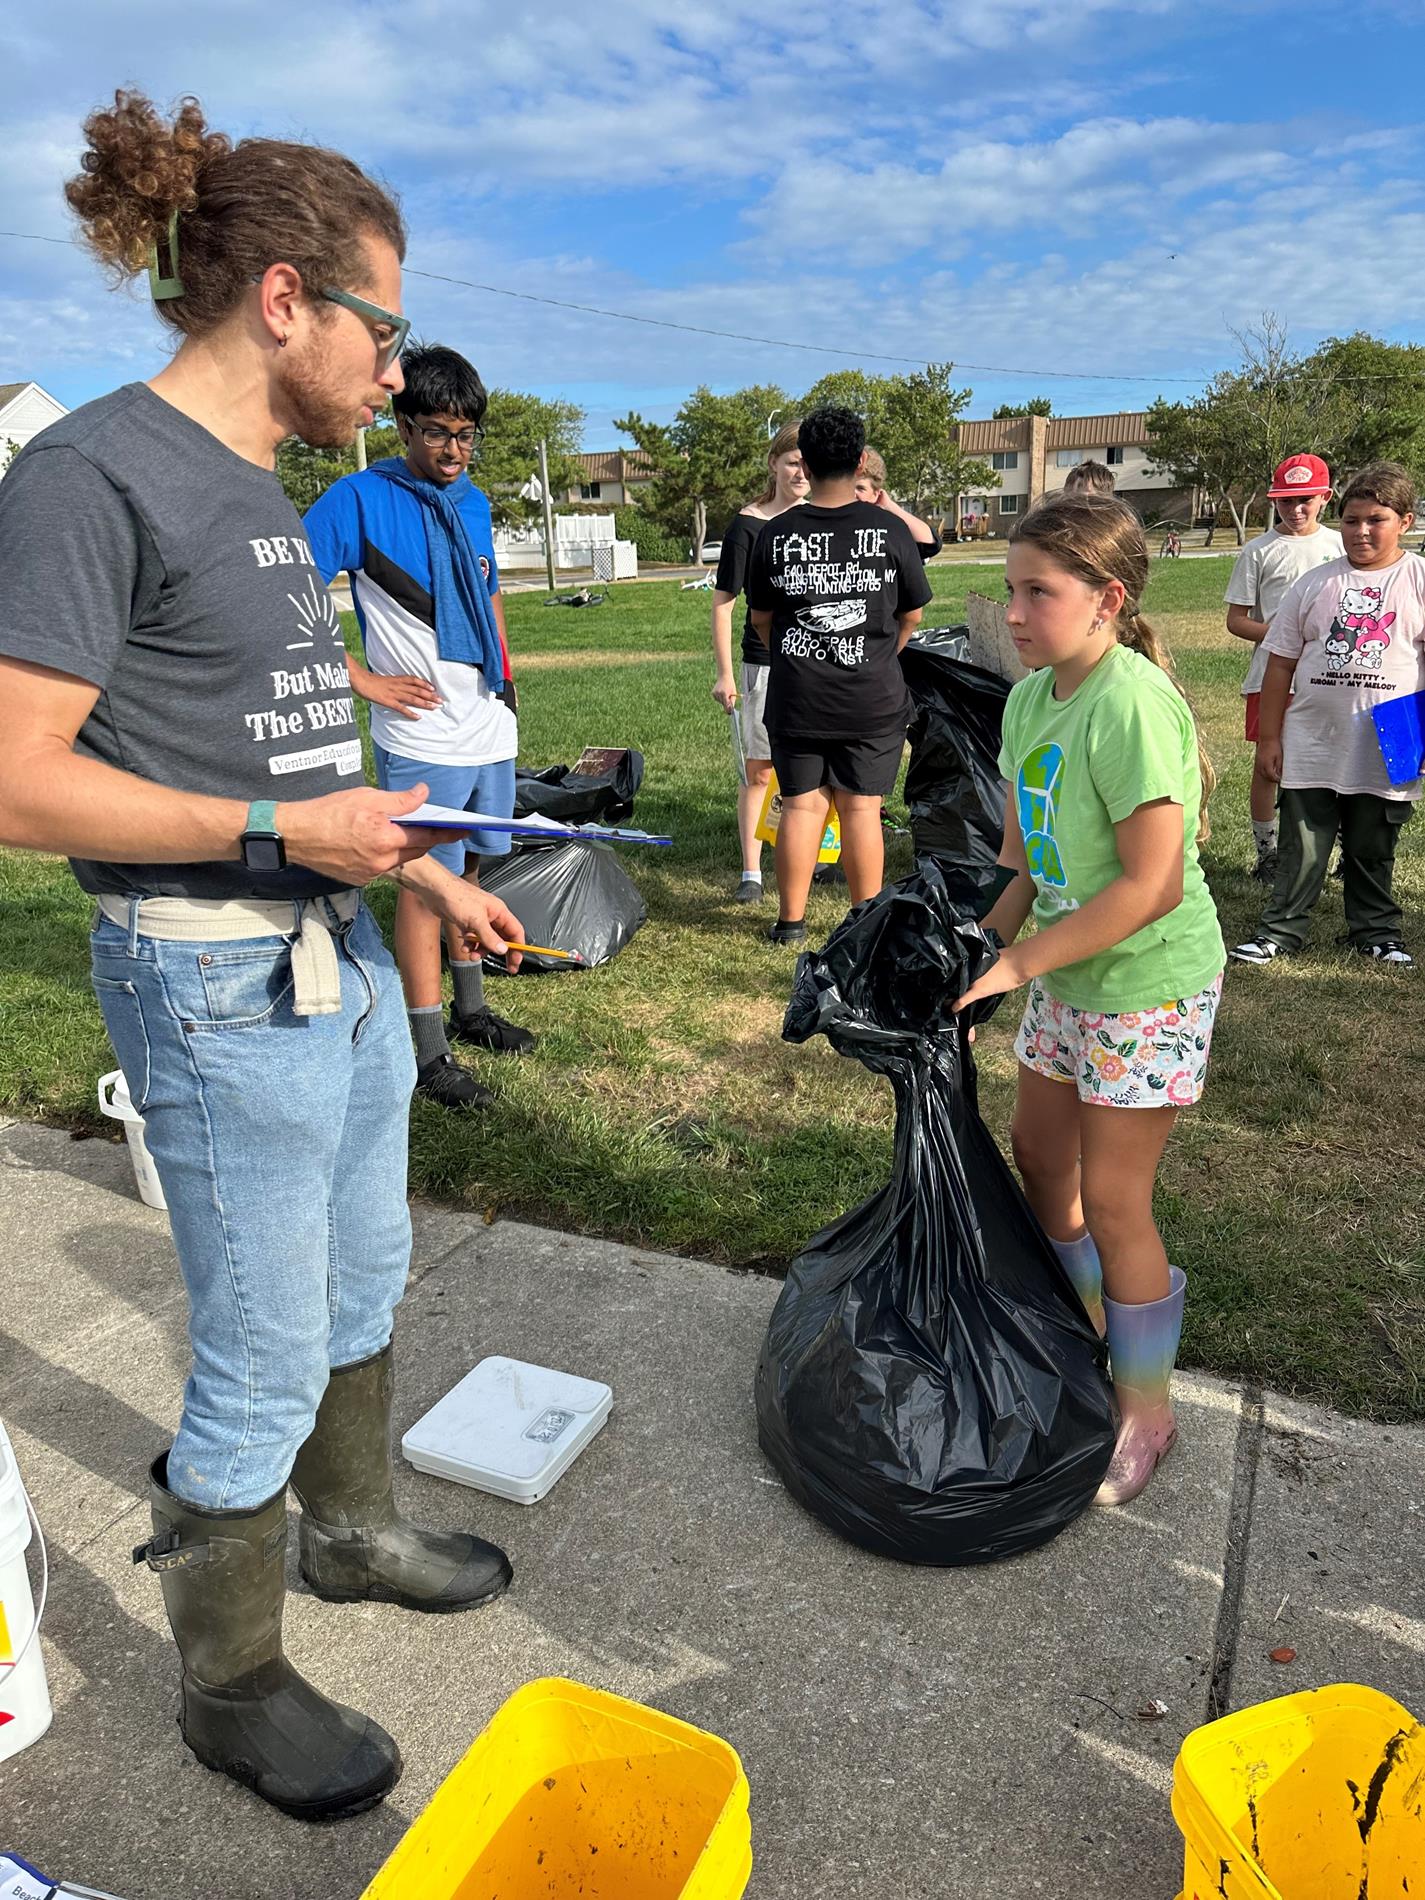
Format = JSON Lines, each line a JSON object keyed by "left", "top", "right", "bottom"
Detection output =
{"left": 697, "top": 539, "right": 722, "bottom": 564}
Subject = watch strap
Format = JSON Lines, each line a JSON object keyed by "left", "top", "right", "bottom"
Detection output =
{"left": 244, "top": 799, "right": 279, "bottom": 837}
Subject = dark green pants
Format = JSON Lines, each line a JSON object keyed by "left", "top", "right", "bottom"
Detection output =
{"left": 1260, "top": 786, "right": 1411, "bottom": 952}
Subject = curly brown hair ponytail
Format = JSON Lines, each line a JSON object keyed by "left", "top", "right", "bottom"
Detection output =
{"left": 64, "top": 90, "right": 405, "bottom": 338}
{"left": 1009, "top": 492, "right": 1217, "bottom": 844}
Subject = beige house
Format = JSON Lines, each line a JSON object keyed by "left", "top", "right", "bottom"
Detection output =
{"left": 564, "top": 449, "right": 654, "bottom": 507}
{"left": 954, "top": 411, "right": 1198, "bottom": 533}
{"left": 0, "top": 381, "right": 68, "bottom": 474}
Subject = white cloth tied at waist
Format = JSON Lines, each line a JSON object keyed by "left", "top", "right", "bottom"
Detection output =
{"left": 96, "top": 890, "right": 362, "bottom": 1017}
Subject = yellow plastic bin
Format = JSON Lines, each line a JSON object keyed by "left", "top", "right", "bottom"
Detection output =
{"left": 362, "top": 1677, "right": 752, "bottom": 1900}
{"left": 1172, "top": 1684, "right": 1424, "bottom": 1898}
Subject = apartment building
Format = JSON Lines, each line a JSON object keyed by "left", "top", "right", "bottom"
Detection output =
{"left": 563, "top": 449, "right": 654, "bottom": 506}
{"left": 954, "top": 411, "right": 1198, "bottom": 533}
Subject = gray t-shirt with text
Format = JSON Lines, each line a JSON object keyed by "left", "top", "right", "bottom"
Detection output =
{"left": 0, "top": 384, "right": 360, "bottom": 898}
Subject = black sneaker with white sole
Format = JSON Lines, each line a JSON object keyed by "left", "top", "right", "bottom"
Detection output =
{"left": 1229, "top": 936, "right": 1286, "bottom": 965}
{"left": 1356, "top": 940, "right": 1413, "bottom": 966}
{"left": 415, "top": 1054, "right": 495, "bottom": 1109}
{"left": 447, "top": 1007, "right": 537, "bottom": 1055}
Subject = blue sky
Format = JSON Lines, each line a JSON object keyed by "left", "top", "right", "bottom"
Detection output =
{"left": 3, "top": 0, "right": 1424, "bottom": 449}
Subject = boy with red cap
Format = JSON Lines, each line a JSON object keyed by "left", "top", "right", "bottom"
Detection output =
{"left": 1224, "top": 453, "right": 1343, "bottom": 880}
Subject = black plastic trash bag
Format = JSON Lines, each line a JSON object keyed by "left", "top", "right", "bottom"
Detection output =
{"left": 755, "top": 865, "right": 1117, "bottom": 1565}
{"left": 512, "top": 750, "right": 644, "bottom": 826}
{"left": 477, "top": 840, "right": 647, "bottom": 973}
{"left": 901, "top": 631, "right": 1011, "bottom": 878}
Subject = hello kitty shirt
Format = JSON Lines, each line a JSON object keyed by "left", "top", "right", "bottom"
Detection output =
{"left": 1263, "top": 554, "right": 1425, "bottom": 798}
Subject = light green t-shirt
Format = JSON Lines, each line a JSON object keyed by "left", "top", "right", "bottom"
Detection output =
{"left": 997, "top": 643, "right": 1226, "bottom": 1011}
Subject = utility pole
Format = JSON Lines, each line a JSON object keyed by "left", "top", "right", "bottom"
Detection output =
{"left": 537, "top": 438, "right": 557, "bottom": 593}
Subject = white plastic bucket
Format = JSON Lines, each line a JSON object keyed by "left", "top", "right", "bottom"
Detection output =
{"left": 0, "top": 1417, "right": 52, "bottom": 1763}
{"left": 97, "top": 1070, "right": 167, "bottom": 1211}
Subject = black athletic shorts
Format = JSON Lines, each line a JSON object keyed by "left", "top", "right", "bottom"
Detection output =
{"left": 769, "top": 727, "right": 906, "bottom": 800}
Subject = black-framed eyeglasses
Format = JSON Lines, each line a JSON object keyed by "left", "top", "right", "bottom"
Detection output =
{"left": 412, "top": 420, "right": 485, "bottom": 453}
{"left": 321, "top": 287, "right": 410, "bottom": 375}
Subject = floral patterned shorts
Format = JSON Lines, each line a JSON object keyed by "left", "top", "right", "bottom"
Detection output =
{"left": 1013, "top": 974, "right": 1224, "bottom": 1108}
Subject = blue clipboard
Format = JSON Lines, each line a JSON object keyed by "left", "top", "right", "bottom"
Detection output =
{"left": 397, "top": 803, "right": 672, "bottom": 847}
{"left": 1372, "top": 690, "right": 1425, "bottom": 786}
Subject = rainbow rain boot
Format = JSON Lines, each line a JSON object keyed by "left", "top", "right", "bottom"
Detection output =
{"left": 1094, "top": 1266, "right": 1186, "bottom": 1508}
{"left": 1051, "top": 1230, "right": 1106, "bottom": 1337}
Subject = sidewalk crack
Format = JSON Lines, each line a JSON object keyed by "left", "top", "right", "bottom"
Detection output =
{"left": 1205, "top": 1380, "right": 1265, "bottom": 1721}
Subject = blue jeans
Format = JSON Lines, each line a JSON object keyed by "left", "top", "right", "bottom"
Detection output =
{"left": 90, "top": 898, "right": 418, "bottom": 1509}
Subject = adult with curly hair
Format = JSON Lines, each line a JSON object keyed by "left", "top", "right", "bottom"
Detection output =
{"left": 746, "top": 406, "right": 932, "bottom": 941}
{"left": 0, "top": 91, "right": 525, "bottom": 1821}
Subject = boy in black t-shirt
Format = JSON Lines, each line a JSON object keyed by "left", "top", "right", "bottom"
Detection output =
{"left": 747, "top": 406, "right": 931, "bottom": 943}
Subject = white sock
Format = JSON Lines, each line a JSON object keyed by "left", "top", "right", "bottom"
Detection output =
{"left": 1252, "top": 819, "right": 1278, "bottom": 855}
{"left": 740, "top": 870, "right": 763, "bottom": 884}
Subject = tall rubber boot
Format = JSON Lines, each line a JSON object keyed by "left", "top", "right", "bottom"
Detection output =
{"left": 1094, "top": 1267, "right": 1186, "bottom": 1508}
{"left": 134, "top": 1455, "right": 401, "bottom": 1821}
{"left": 290, "top": 1346, "right": 512, "bottom": 1612}
{"left": 1051, "top": 1229, "right": 1106, "bottom": 1337}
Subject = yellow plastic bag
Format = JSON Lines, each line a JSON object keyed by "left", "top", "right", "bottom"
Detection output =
{"left": 754, "top": 773, "right": 842, "bottom": 864}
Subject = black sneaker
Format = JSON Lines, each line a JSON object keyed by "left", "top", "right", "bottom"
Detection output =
{"left": 1356, "top": 940, "right": 1413, "bottom": 966}
{"left": 1229, "top": 936, "right": 1286, "bottom": 965}
{"left": 812, "top": 863, "right": 846, "bottom": 886}
{"left": 767, "top": 919, "right": 808, "bottom": 947}
{"left": 415, "top": 1054, "right": 495, "bottom": 1109}
{"left": 1250, "top": 850, "right": 1278, "bottom": 883}
{"left": 448, "top": 1007, "right": 538, "bottom": 1055}
{"left": 733, "top": 876, "right": 766, "bottom": 905}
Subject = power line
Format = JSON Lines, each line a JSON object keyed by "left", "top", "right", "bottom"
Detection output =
{"left": 0, "top": 225, "right": 1202, "bottom": 386}
{"left": 403, "top": 263, "right": 1205, "bottom": 384}
{"left": 5, "top": 226, "right": 1419, "bottom": 390}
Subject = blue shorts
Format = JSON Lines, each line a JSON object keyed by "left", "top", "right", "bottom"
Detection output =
{"left": 372, "top": 746, "right": 516, "bottom": 874}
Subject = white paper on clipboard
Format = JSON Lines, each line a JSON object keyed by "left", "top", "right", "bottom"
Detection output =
{"left": 728, "top": 706, "right": 748, "bottom": 787}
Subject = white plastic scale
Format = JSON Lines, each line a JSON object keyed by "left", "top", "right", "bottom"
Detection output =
{"left": 401, "top": 1357, "right": 612, "bottom": 1505}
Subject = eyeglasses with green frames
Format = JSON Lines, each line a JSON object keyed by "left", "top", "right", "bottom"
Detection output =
{"left": 321, "top": 287, "right": 410, "bottom": 375}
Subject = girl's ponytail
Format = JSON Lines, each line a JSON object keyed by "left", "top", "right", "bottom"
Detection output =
{"left": 1010, "top": 494, "right": 1216, "bottom": 845}
{"left": 1119, "top": 606, "right": 1216, "bottom": 844}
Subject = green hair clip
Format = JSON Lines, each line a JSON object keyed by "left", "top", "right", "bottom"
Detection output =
{"left": 147, "top": 210, "right": 184, "bottom": 301}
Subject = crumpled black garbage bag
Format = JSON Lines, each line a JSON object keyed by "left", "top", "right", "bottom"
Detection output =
{"left": 901, "top": 630, "right": 1011, "bottom": 878}
{"left": 512, "top": 751, "right": 644, "bottom": 826}
{"left": 477, "top": 839, "right": 647, "bottom": 973}
{"left": 754, "top": 864, "right": 1117, "bottom": 1565}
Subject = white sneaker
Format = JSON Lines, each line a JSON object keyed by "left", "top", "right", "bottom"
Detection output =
{"left": 1229, "top": 937, "right": 1284, "bottom": 965}
{"left": 1358, "top": 940, "right": 1413, "bottom": 966}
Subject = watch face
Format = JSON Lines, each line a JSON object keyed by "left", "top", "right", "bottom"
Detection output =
{"left": 242, "top": 834, "right": 285, "bottom": 873}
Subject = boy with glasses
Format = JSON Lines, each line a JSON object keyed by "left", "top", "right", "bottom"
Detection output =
{"left": 307, "top": 342, "right": 535, "bottom": 1109}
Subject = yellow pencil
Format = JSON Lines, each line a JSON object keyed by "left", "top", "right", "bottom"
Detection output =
{"left": 504, "top": 941, "right": 584, "bottom": 962}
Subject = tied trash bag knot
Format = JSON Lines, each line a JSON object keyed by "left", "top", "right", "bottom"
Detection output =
{"left": 757, "top": 863, "right": 1118, "bottom": 1567}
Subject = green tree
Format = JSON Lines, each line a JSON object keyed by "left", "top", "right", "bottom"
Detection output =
{"left": 797, "top": 370, "right": 888, "bottom": 439}
{"left": 1290, "top": 333, "right": 1425, "bottom": 477}
{"left": 877, "top": 363, "right": 995, "bottom": 513}
{"left": 476, "top": 389, "right": 585, "bottom": 528}
{"left": 616, "top": 385, "right": 788, "bottom": 557}
{"left": 1146, "top": 317, "right": 1328, "bottom": 542}
{"left": 992, "top": 397, "right": 1052, "bottom": 418}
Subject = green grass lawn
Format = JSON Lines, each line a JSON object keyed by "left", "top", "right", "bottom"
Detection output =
{"left": 2, "top": 555, "right": 1421, "bottom": 1419}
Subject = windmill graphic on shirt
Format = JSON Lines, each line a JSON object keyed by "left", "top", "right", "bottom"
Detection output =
{"left": 286, "top": 572, "right": 346, "bottom": 654}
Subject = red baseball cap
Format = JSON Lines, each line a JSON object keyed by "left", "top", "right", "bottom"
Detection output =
{"left": 1268, "top": 453, "right": 1331, "bottom": 499}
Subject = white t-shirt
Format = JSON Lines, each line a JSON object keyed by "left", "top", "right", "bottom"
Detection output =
{"left": 1224, "top": 525, "right": 1345, "bottom": 696}
{"left": 1263, "top": 554, "right": 1425, "bottom": 799}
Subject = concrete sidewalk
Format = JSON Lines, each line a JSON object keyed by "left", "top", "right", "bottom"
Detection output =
{"left": 0, "top": 1118, "right": 1419, "bottom": 1899}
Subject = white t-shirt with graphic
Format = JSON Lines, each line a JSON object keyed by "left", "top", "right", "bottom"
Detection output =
{"left": 1224, "top": 525, "right": 1345, "bottom": 696}
{"left": 1263, "top": 554, "right": 1425, "bottom": 799}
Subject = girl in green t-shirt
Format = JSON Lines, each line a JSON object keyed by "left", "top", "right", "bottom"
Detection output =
{"left": 956, "top": 493, "right": 1226, "bottom": 1509}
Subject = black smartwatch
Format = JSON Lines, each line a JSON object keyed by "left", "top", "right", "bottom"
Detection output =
{"left": 240, "top": 799, "right": 286, "bottom": 873}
